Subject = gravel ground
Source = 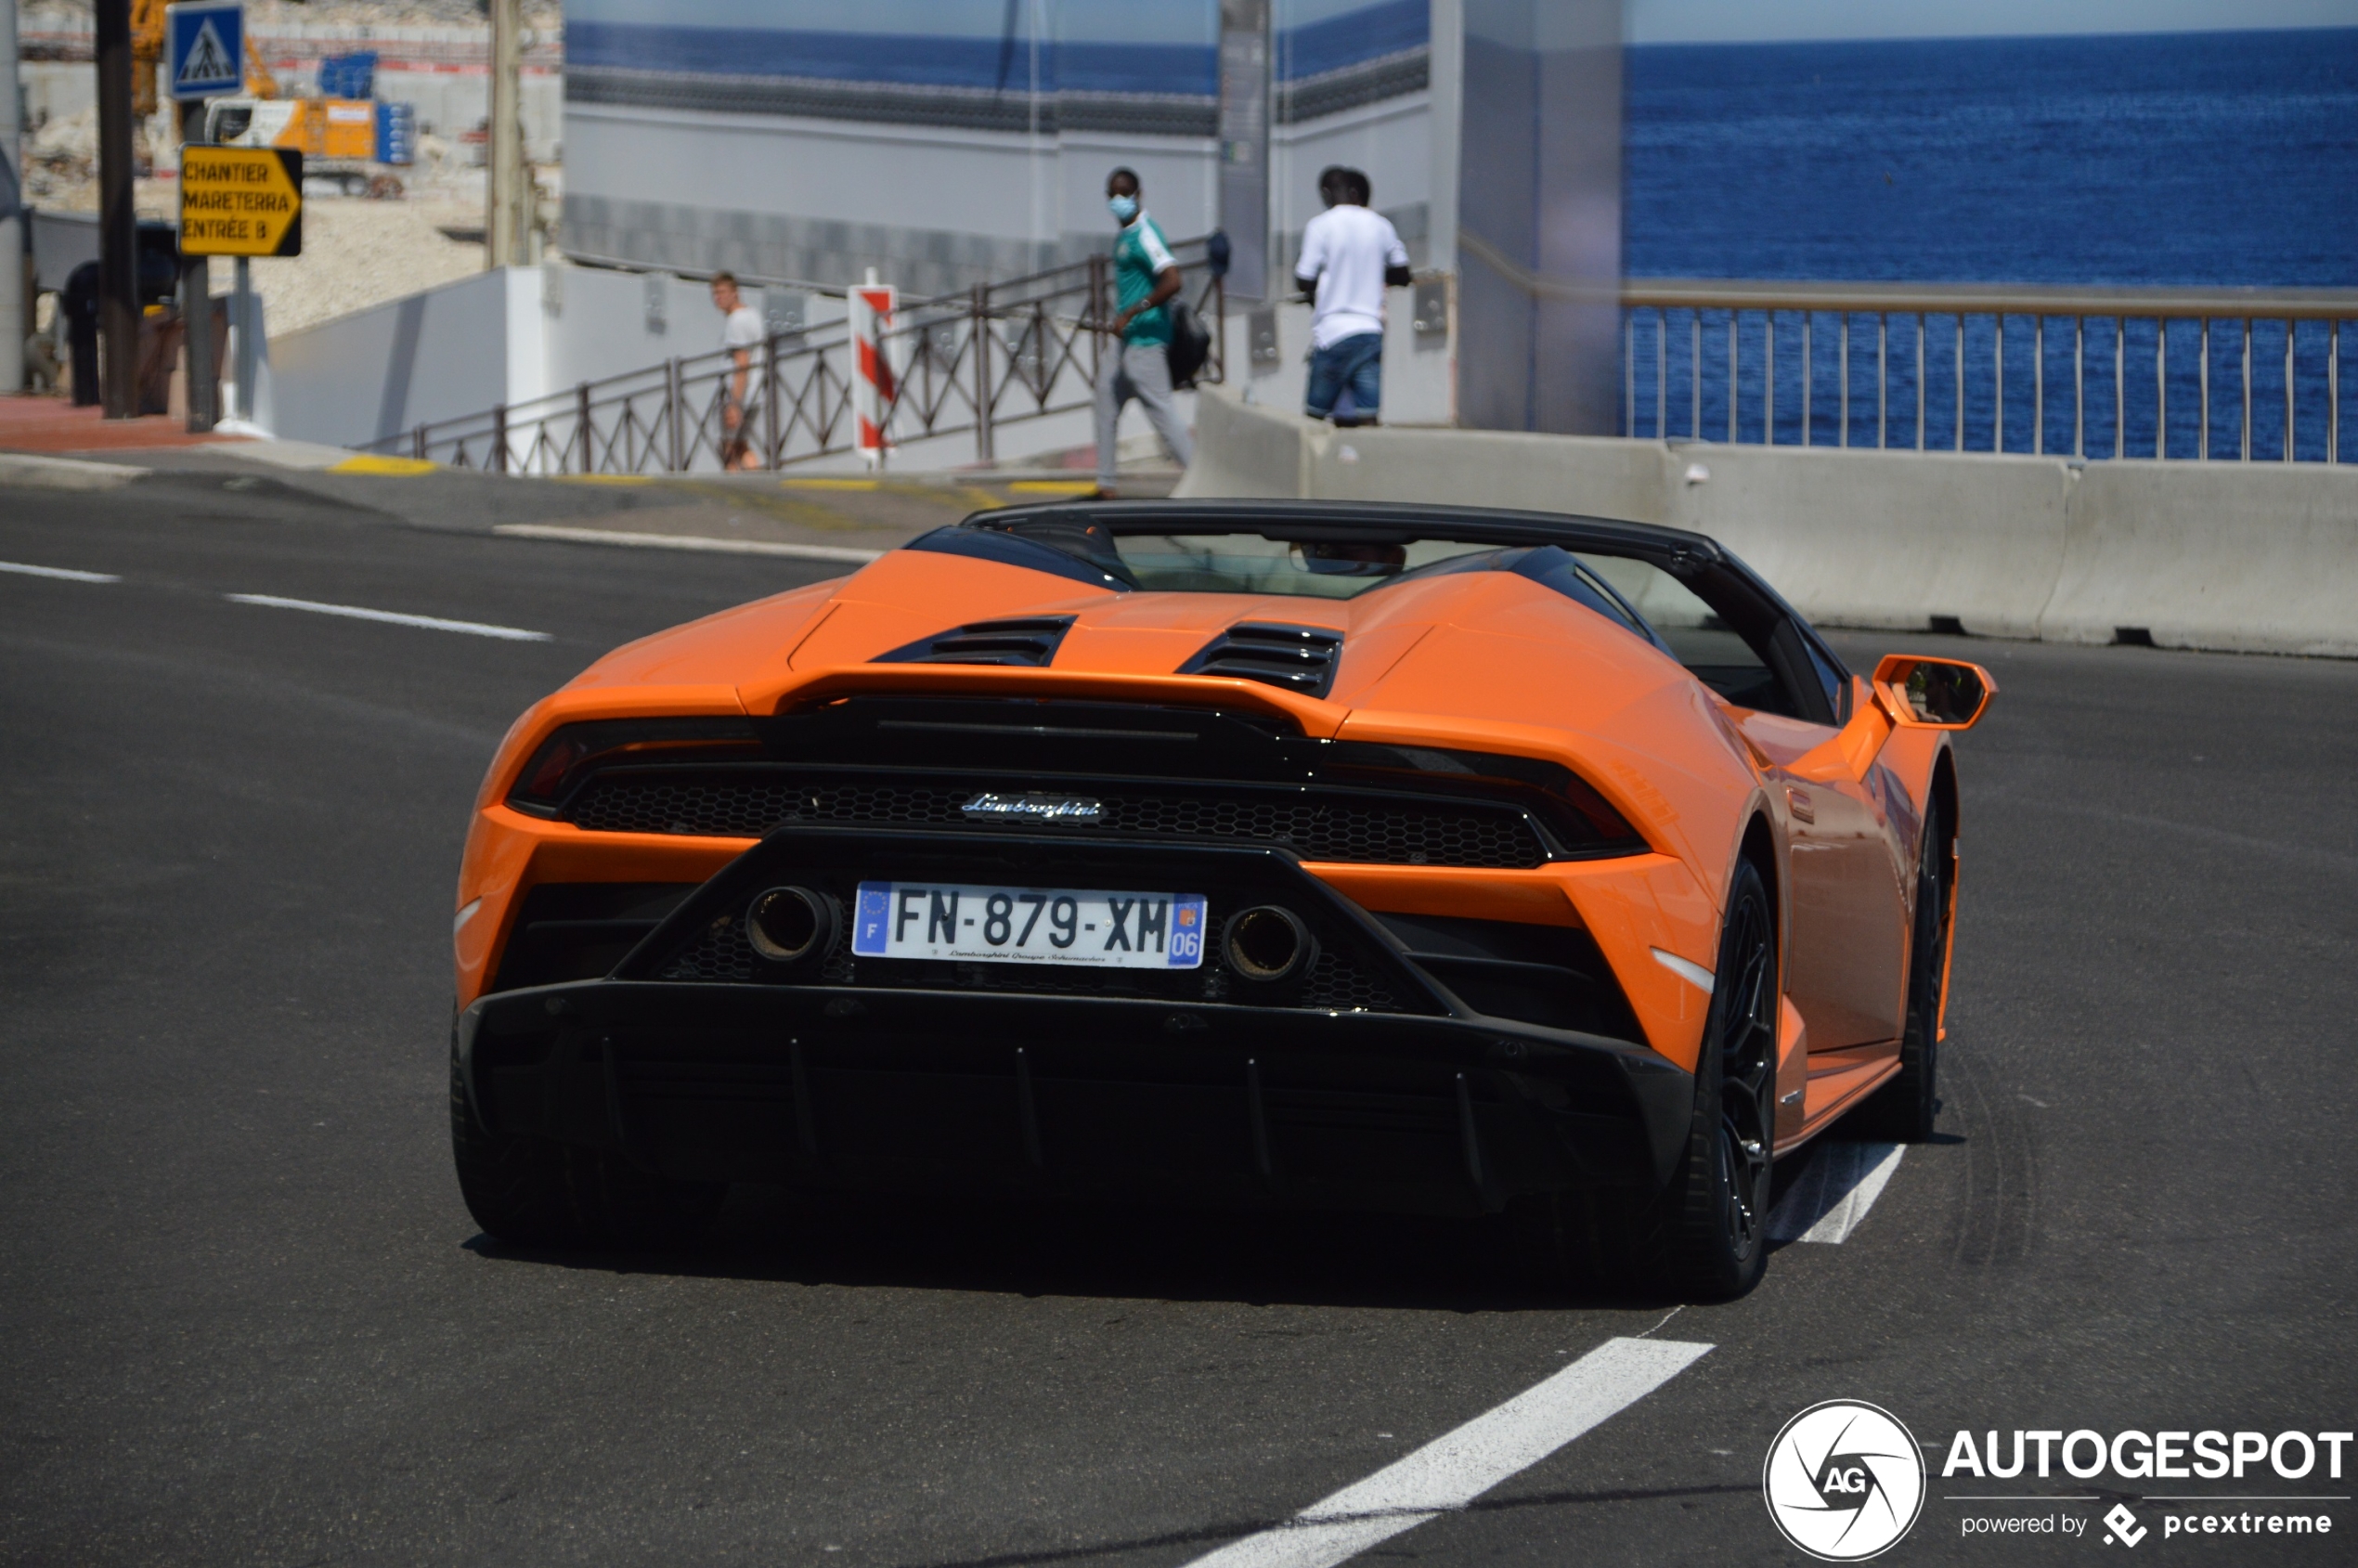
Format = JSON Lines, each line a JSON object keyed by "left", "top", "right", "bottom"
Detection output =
{"left": 202, "top": 190, "right": 490, "bottom": 336}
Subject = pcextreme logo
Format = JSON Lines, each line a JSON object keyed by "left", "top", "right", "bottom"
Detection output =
{"left": 1764, "top": 1400, "right": 1929, "bottom": 1561}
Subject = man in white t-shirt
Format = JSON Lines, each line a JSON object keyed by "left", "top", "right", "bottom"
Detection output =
{"left": 711, "top": 272, "right": 765, "bottom": 470}
{"left": 1294, "top": 167, "right": 1412, "bottom": 426}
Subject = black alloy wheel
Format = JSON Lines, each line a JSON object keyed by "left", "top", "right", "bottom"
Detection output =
{"left": 1858, "top": 800, "right": 1951, "bottom": 1141}
{"left": 1710, "top": 875, "right": 1779, "bottom": 1266}
{"left": 1627, "top": 859, "right": 1778, "bottom": 1301}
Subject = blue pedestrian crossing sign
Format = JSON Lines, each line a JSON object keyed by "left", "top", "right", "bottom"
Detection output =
{"left": 167, "top": 2, "right": 245, "bottom": 101}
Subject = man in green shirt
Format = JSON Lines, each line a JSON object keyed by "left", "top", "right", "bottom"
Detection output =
{"left": 1092, "top": 167, "right": 1194, "bottom": 497}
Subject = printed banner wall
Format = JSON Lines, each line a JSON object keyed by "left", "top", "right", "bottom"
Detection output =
{"left": 566, "top": 0, "right": 1427, "bottom": 135}
{"left": 560, "top": 0, "right": 1436, "bottom": 296}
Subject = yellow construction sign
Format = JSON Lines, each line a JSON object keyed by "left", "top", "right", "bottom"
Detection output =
{"left": 181, "top": 147, "right": 303, "bottom": 257}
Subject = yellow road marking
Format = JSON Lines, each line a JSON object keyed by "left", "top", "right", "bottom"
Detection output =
{"left": 330, "top": 454, "right": 437, "bottom": 475}
{"left": 1006, "top": 479, "right": 1099, "bottom": 495}
{"left": 781, "top": 477, "right": 880, "bottom": 491}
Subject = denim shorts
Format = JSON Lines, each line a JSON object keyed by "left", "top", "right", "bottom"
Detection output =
{"left": 1304, "top": 331, "right": 1384, "bottom": 421}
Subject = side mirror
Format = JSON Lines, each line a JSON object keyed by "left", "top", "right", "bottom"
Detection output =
{"left": 1872, "top": 654, "right": 1997, "bottom": 730}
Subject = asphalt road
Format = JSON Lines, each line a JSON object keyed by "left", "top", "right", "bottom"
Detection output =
{"left": 4, "top": 471, "right": 2352, "bottom": 1566}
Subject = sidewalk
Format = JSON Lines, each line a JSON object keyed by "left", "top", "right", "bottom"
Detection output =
{"left": 0, "top": 394, "right": 1180, "bottom": 557}
{"left": 0, "top": 395, "right": 253, "bottom": 456}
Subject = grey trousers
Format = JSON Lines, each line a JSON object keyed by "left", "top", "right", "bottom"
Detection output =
{"left": 1094, "top": 341, "right": 1195, "bottom": 486}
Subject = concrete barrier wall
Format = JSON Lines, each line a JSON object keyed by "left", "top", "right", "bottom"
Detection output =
{"left": 2046, "top": 462, "right": 2358, "bottom": 657}
{"left": 1228, "top": 295, "right": 1457, "bottom": 431}
{"left": 1661, "top": 443, "right": 2071, "bottom": 641}
{"left": 1176, "top": 385, "right": 2358, "bottom": 658}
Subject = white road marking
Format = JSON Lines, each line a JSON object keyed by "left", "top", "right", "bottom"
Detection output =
{"left": 1182, "top": 1337, "right": 1713, "bottom": 1568}
{"left": 1767, "top": 1141, "right": 1905, "bottom": 1244}
{"left": 224, "top": 593, "right": 551, "bottom": 641}
{"left": 493, "top": 523, "right": 884, "bottom": 564}
{"left": 1, "top": 560, "right": 122, "bottom": 583}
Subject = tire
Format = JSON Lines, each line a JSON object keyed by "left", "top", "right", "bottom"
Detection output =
{"left": 1613, "top": 860, "right": 1779, "bottom": 1302}
{"left": 449, "top": 1035, "right": 724, "bottom": 1249}
{"left": 1855, "top": 801, "right": 1951, "bottom": 1142}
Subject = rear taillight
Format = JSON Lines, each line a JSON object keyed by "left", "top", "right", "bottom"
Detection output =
{"left": 1323, "top": 741, "right": 1647, "bottom": 855}
{"left": 505, "top": 718, "right": 761, "bottom": 816}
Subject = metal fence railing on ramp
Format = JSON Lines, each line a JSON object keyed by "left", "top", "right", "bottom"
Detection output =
{"left": 371, "top": 239, "right": 1226, "bottom": 475}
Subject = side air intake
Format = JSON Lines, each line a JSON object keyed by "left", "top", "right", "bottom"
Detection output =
{"left": 1178, "top": 622, "right": 1345, "bottom": 698}
{"left": 874, "top": 616, "right": 1076, "bottom": 667}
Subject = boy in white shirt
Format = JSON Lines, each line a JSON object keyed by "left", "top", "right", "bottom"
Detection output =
{"left": 1294, "top": 168, "right": 1412, "bottom": 426}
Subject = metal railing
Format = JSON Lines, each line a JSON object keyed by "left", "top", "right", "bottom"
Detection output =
{"left": 372, "top": 239, "right": 1225, "bottom": 474}
{"left": 1620, "top": 280, "right": 2357, "bottom": 462}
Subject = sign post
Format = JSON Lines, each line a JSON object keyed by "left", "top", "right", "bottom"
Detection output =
{"left": 167, "top": 1, "right": 244, "bottom": 432}
{"left": 180, "top": 144, "right": 300, "bottom": 423}
{"left": 848, "top": 271, "right": 897, "bottom": 468}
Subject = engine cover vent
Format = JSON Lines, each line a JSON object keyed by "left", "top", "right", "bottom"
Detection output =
{"left": 874, "top": 616, "right": 1076, "bottom": 667}
{"left": 1178, "top": 622, "right": 1345, "bottom": 698}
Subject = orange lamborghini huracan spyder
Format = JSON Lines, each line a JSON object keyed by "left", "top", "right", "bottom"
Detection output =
{"left": 449, "top": 500, "right": 1993, "bottom": 1298}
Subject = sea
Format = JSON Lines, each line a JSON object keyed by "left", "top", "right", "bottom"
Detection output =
{"left": 1617, "top": 28, "right": 2358, "bottom": 456}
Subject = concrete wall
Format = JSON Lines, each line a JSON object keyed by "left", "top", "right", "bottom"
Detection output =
{"left": 1178, "top": 384, "right": 2358, "bottom": 658}
{"left": 1230, "top": 284, "right": 1455, "bottom": 428}
{"left": 535, "top": 265, "right": 850, "bottom": 395}
{"left": 269, "top": 267, "right": 517, "bottom": 448}
{"left": 1452, "top": 0, "right": 1622, "bottom": 436}
{"left": 269, "top": 259, "right": 1158, "bottom": 469}
{"left": 560, "top": 94, "right": 1439, "bottom": 293}
{"left": 561, "top": 105, "right": 1221, "bottom": 291}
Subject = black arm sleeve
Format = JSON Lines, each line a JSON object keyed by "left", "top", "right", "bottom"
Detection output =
{"left": 1384, "top": 263, "right": 1414, "bottom": 287}
{"left": 1295, "top": 272, "right": 1319, "bottom": 303}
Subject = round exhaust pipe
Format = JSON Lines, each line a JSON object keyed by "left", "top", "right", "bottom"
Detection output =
{"left": 746, "top": 886, "right": 836, "bottom": 964}
{"left": 1224, "top": 905, "right": 1315, "bottom": 981}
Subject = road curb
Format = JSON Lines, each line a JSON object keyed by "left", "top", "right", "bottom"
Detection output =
{"left": 0, "top": 452, "right": 149, "bottom": 490}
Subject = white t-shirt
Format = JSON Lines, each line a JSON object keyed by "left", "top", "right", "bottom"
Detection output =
{"left": 720, "top": 304, "right": 763, "bottom": 356}
{"left": 1295, "top": 205, "right": 1410, "bottom": 350}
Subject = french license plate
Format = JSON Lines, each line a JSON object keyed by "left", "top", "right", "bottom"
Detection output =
{"left": 850, "top": 882, "right": 1208, "bottom": 969}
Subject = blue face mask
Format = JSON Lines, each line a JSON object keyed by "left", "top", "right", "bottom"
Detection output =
{"left": 1108, "top": 194, "right": 1139, "bottom": 223}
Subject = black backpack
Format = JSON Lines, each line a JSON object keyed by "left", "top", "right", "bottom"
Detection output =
{"left": 1165, "top": 295, "right": 1212, "bottom": 388}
